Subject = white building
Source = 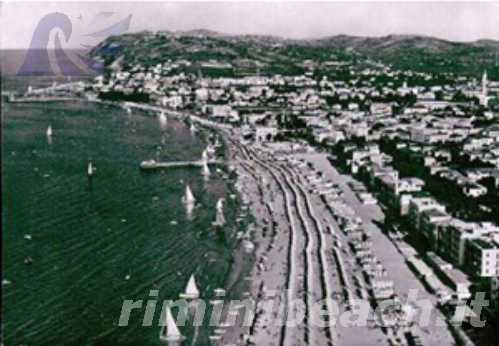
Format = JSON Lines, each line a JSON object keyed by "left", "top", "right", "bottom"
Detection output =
{"left": 479, "top": 70, "right": 489, "bottom": 107}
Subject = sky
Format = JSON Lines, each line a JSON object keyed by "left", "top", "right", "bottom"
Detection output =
{"left": 1, "top": 1, "right": 499, "bottom": 49}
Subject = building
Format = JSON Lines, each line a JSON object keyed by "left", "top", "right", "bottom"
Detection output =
{"left": 439, "top": 220, "right": 478, "bottom": 267}
{"left": 479, "top": 70, "right": 489, "bottom": 107}
{"left": 370, "top": 102, "right": 393, "bottom": 117}
{"left": 396, "top": 177, "right": 425, "bottom": 195}
{"left": 255, "top": 126, "right": 278, "bottom": 142}
{"left": 440, "top": 221, "right": 499, "bottom": 281}
{"left": 419, "top": 209, "right": 452, "bottom": 248}
{"left": 465, "top": 235, "right": 499, "bottom": 278}
{"left": 462, "top": 182, "right": 488, "bottom": 198}
{"left": 203, "top": 105, "right": 240, "bottom": 122}
{"left": 408, "top": 197, "right": 447, "bottom": 231}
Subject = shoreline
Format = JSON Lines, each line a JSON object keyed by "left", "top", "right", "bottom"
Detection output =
{"left": 114, "top": 100, "right": 261, "bottom": 344}
{"left": 4, "top": 95, "right": 251, "bottom": 345}
{"left": 5, "top": 93, "right": 463, "bottom": 346}
{"left": 204, "top": 133, "right": 461, "bottom": 346}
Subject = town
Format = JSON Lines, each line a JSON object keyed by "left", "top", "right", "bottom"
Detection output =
{"left": 9, "top": 31, "right": 499, "bottom": 346}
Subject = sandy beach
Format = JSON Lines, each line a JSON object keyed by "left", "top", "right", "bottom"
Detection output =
{"left": 211, "top": 129, "right": 457, "bottom": 346}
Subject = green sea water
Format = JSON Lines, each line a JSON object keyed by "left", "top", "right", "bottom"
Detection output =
{"left": 2, "top": 86, "right": 241, "bottom": 345}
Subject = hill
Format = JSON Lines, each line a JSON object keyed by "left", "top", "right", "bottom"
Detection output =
{"left": 90, "top": 30, "right": 499, "bottom": 78}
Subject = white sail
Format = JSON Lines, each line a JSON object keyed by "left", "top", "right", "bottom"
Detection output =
{"left": 214, "top": 198, "right": 225, "bottom": 226}
{"left": 184, "top": 185, "right": 195, "bottom": 204}
{"left": 202, "top": 149, "right": 208, "bottom": 162}
{"left": 215, "top": 211, "right": 226, "bottom": 226}
{"left": 87, "top": 162, "right": 94, "bottom": 176}
{"left": 185, "top": 201, "right": 194, "bottom": 220}
{"left": 46, "top": 125, "right": 53, "bottom": 137}
{"left": 160, "top": 306, "right": 183, "bottom": 341}
{"left": 179, "top": 274, "right": 200, "bottom": 299}
{"left": 202, "top": 160, "right": 211, "bottom": 176}
{"left": 159, "top": 111, "right": 167, "bottom": 124}
{"left": 190, "top": 123, "right": 197, "bottom": 133}
{"left": 216, "top": 198, "right": 224, "bottom": 213}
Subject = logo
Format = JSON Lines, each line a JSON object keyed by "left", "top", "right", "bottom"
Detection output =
{"left": 17, "top": 11, "right": 132, "bottom": 76}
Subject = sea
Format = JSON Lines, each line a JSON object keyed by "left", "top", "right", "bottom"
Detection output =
{"left": 2, "top": 76, "right": 244, "bottom": 346}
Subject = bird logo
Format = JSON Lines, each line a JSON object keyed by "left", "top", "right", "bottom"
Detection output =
{"left": 17, "top": 11, "right": 132, "bottom": 76}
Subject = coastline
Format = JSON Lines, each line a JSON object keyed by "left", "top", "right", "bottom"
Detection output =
{"left": 110, "top": 100, "right": 261, "bottom": 344}
{"left": 2, "top": 94, "right": 248, "bottom": 345}
{"left": 199, "top": 132, "right": 461, "bottom": 346}
{"left": 4, "top": 92, "right": 463, "bottom": 346}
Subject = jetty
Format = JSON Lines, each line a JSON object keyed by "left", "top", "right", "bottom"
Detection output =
{"left": 6, "top": 95, "right": 79, "bottom": 103}
{"left": 140, "top": 159, "right": 223, "bottom": 170}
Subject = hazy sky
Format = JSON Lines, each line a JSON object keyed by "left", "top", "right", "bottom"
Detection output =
{"left": 2, "top": 1, "right": 499, "bottom": 49}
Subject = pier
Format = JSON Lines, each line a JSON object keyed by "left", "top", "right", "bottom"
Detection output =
{"left": 6, "top": 95, "right": 79, "bottom": 103}
{"left": 4, "top": 81, "right": 85, "bottom": 103}
{"left": 140, "top": 160, "right": 223, "bottom": 170}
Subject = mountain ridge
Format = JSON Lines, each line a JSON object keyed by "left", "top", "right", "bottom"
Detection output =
{"left": 90, "top": 29, "right": 499, "bottom": 77}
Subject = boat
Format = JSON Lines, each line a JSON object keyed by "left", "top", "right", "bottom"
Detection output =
{"left": 201, "top": 149, "right": 209, "bottom": 162}
{"left": 158, "top": 111, "right": 167, "bottom": 126}
{"left": 213, "top": 198, "right": 225, "bottom": 226}
{"left": 182, "top": 184, "right": 196, "bottom": 204}
{"left": 202, "top": 159, "right": 210, "bottom": 176}
{"left": 87, "top": 161, "right": 94, "bottom": 177}
{"left": 159, "top": 306, "right": 184, "bottom": 341}
{"left": 46, "top": 125, "right": 53, "bottom": 137}
{"left": 179, "top": 274, "right": 200, "bottom": 299}
{"left": 216, "top": 198, "right": 224, "bottom": 213}
{"left": 185, "top": 200, "right": 194, "bottom": 220}
{"left": 214, "top": 212, "right": 226, "bottom": 227}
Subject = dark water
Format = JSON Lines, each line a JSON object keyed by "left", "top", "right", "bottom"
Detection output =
{"left": 2, "top": 93, "right": 240, "bottom": 345}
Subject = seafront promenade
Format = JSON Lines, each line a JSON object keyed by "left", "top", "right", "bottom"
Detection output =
{"left": 212, "top": 130, "right": 458, "bottom": 346}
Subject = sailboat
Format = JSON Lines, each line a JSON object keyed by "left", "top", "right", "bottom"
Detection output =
{"left": 213, "top": 198, "right": 226, "bottom": 226}
{"left": 190, "top": 123, "right": 198, "bottom": 133}
{"left": 46, "top": 125, "right": 53, "bottom": 137}
{"left": 159, "top": 306, "right": 184, "bottom": 341}
{"left": 216, "top": 198, "right": 224, "bottom": 214}
{"left": 182, "top": 184, "right": 196, "bottom": 204}
{"left": 185, "top": 200, "right": 194, "bottom": 220}
{"left": 87, "top": 161, "right": 94, "bottom": 177}
{"left": 202, "top": 159, "right": 211, "bottom": 177}
{"left": 201, "top": 149, "right": 209, "bottom": 162}
{"left": 159, "top": 111, "right": 167, "bottom": 124}
{"left": 179, "top": 274, "right": 200, "bottom": 299}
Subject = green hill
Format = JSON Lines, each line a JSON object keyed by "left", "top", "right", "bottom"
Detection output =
{"left": 90, "top": 30, "right": 499, "bottom": 78}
